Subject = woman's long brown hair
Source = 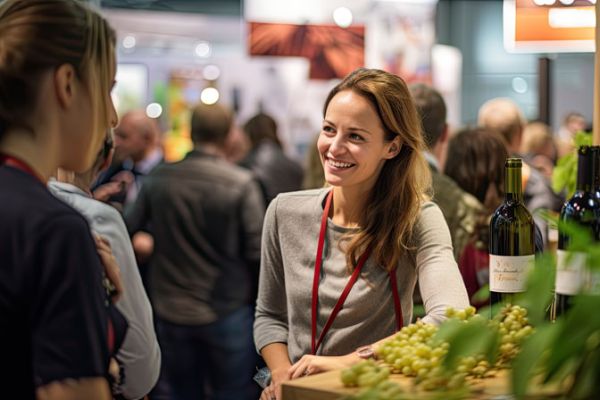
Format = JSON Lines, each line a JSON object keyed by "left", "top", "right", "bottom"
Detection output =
{"left": 323, "top": 68, "right": 431, "bottom": 272}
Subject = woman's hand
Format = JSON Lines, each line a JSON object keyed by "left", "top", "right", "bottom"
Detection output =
{"left": 288, "top": 353, "right": 361, "bottom": 380}
{"left": 259, "top": 367, "right": 289, "bottom": 400}
{"left": 94, "top": 235, "right": 123, "bottom": 302}
{"left": 259, "top": 383, "right": 276, "bottom": 400}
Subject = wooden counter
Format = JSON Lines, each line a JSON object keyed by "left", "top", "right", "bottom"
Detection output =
{"left": 282, "top": 369, "right": 561, "bottom": 399}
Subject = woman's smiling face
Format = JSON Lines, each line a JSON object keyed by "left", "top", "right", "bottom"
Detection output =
{"left": 318, "top": 90, "right": 400, "bottom": 192}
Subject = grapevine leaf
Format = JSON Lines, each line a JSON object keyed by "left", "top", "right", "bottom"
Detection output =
{"left": 511, "top": 324, "right": 556, "bottom": 397}
{"left": 437, "top": 319, "right": 499, "bottom": 369}
{"left": 515, "top": 253, "right": 555, "bottom": 326}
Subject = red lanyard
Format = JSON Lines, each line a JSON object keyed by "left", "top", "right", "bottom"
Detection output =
{"left": 0, "top": 154, "right": 45, "bottom": 184}
{"left": 311, "top": 190, "right": 403, "bottom": 355}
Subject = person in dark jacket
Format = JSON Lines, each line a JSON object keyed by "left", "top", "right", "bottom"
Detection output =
{"left": 126, "top": 102, "right": 264, "bottom": 400}
{"left": 240, "top": 113, "right": 304, "bottom": 206}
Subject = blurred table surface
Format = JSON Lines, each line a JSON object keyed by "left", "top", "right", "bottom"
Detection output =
{"left": 282, "top": 369, "right": 562, "bottom": 400}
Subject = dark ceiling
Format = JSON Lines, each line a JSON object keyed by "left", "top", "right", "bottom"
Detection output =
{"left": 100, "top": 0, "right": 242, "bottom": 16}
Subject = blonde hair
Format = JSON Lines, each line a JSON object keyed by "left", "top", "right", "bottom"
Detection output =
{"left": 521, "top": 122, "right": 554, "bottom": 155}
{"left": 0, "top": 0, "right": 116, "bottom": 167}
{"left": 478, "top": 98, "right": 525, "bottom": 146}
{"left": 323, "top": 68, "right": 431, "bottom": 272}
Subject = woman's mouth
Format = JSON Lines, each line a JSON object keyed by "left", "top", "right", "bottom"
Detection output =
{"left": 326, "top": 158, "right": 355, "bottom": 169}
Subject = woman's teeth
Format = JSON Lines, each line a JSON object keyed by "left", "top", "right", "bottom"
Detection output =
{"left": 328, "top": 159, "right": 354, "bottom": 168}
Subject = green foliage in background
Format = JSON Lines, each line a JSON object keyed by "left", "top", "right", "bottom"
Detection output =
{"left": 552, "top": 132, "right": 592, "bottom": 198}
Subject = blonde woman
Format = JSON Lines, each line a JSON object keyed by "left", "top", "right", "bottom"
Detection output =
{"left": 0, "top": 1, "right": 119, "bottom": 399}
{"left": 254, "top": 68, "right": 469, "bottom": 400}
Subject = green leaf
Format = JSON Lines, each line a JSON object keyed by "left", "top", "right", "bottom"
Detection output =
{"left": 569, "top": 345, "right": 600, "bottom": 399}
{"left": 471, "top": 284, "right": 490, "bottom": 305}
{"left": 514, "top": 253, "right": 555, "bottom": 326}
{"left": 511, "top": 324, "right": 556, "bottom": 397}
{"left": 436, "top": 319, "right": 500, "bottom": 368}
{"left": 544, "top": 296, "right": 600, "bottom": 384}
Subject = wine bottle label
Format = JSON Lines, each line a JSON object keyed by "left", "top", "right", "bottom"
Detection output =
{"left": 489, "top": 254, "right": 534, "bottom": 293}
{"left": 586, "top": 271, "right": 600, "bottom": 295}
{"left": 555, "top": 250, "right": 586, "bottom": 295}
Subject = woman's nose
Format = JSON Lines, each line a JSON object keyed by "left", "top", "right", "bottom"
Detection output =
{"left": 328, "top": 134, "right": 346, "bottom": 155}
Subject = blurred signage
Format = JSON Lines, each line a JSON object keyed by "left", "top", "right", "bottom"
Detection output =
{"left": 504, "top": 0, "right": 596, "bottom": 53}
{"left": 248, "top": 22, "right": 365, "bottom": 80}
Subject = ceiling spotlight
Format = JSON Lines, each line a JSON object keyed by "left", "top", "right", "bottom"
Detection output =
{"left": 146, "top": 103, "right": 163, "bottom": 118}
{"left": 122, "top": 35, "right": 136, "bottom": 49}
{"left": 333, "top": 7, "right": 353, "bottom": 28}
{"left": 512, "top": 77, "right": 528, "bottom": 94}
{"left": 200, "top": 87, "right": 219, "bottom": 105}
{"left": 195, "top": 41, "right": 211, "bottom": 58}
{"left": 203, "top": 65, "right": 221, "bottom": 81}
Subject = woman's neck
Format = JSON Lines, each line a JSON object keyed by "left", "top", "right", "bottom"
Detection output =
{"left": 0, "top": 128, "right": 59, "bottom": 183}
{"left": 330, "top": 186, "right": 369, "bottom": 228}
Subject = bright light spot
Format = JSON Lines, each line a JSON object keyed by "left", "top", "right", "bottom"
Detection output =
{"left": 333, "top": 7, "right": 353, "bottom": 28}
{"left": 200, "top": 87, "right": 219, "bottom": 105}
{"left": 195, "top": 41, "right": 211, "bottom": 58}
{"left": 122, "top": 35, "right": 136, "bottom": 49}
{"left": 203, "top": 65, "right": 221, "bottom": 81}
{"left": 146, "top": 103, "right": 163, "bottom": 118}
{"left": 512, "top": 77, "right": 528, "bottom": 94}
{"left": 549, "top": 8, "right": 595, "bottom": 28}
{"left": 559, "top": 0, "right": 575, "bottom": 4}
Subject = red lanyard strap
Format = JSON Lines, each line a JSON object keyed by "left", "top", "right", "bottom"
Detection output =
{"left": 0, "top": 154, "right": 45, "bottom": 184}
{"left": 311, "top": 190, "right": 403, "bottom": 355}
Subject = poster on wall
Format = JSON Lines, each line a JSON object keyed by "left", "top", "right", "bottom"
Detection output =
{"left": 366, "top": 1, "right": 436, "bottom": 84}
{"left": 248, "top": 22, "right": 365, "bottom": 80}
{"left": 504, "top": 0, "right": 595, "bottom": 53}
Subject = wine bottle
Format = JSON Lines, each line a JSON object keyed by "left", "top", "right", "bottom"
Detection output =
{"left": 489, "top": 158, "right": 535, "bottom": 307}
{"left": 555, "top": 146, "right": 600, "bottom": 316}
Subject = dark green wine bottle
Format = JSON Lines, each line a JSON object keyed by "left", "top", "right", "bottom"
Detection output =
{"left": 489, "top": 158, "right": 535, "bottom": 307}
{"left": 555, "top": 146, "right": 600, "bottom": 317}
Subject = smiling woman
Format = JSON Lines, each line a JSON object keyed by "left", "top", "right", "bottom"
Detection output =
{"left": 253, "top": 68, "right": 470, "bottom": 400}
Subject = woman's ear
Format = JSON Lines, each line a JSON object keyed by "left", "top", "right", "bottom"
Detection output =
{"left": 54, "top": 64, "right": 77, "bottom": 109}
{"left": 385, "top": 137, "right": 402, "bottom": 159}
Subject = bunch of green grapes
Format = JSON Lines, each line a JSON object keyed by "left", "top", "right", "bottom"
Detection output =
{"left": 493, "top": 304, "right": 534, "bottom": 367}
{"left": 341, "top": 305, "right": 531, "bottom": 394}
{"left": 341, "top": 360, "right": 390, "bottom": 388}
{"left": 445, "top": 305, "right": 478, "bottom": 321}
{"left": 375, "top": 320, "right": 441, "bottom": 378}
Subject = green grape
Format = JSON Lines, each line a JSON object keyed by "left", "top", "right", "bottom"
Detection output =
{"left": 341, "top": 369, "right": 358, "bottom": 387}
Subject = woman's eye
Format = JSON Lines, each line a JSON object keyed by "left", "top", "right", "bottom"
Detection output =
{"left": 322, "top": 126, "right": 335, "bottom": 134}
{"left": 349, "top": 133, "right": 364, "bottom": 141}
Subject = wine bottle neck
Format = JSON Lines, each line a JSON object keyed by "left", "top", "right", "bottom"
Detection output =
{"left": 505, "top": 166, "right": 523, "bottom": 201}
{"left": 576, "top": 146, "right": 595, "bottom": 193}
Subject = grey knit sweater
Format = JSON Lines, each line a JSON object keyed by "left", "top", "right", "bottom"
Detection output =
{"left": 253, "top": 189, "right": 470, "bottom": 363}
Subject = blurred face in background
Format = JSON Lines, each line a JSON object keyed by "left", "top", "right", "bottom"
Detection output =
{"left": 113, "top": 114, "right": 148, "bottom": 163}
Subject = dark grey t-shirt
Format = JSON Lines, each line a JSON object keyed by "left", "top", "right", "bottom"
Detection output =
{"left": 254, "top": 189, "right": 469, "bottom": 363}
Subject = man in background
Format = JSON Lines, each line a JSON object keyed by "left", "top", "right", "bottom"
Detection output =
{"left": 126, "top": 102, "right": 264, "bottom": 400}
{"left": 239, "top": 112, "right": 303, "bottom": 206}
{"left": 410, "top": 83, "right": 482, "bottom": 261}
{"left": 94, "top": 110, "right": 163, "bottom": 209}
